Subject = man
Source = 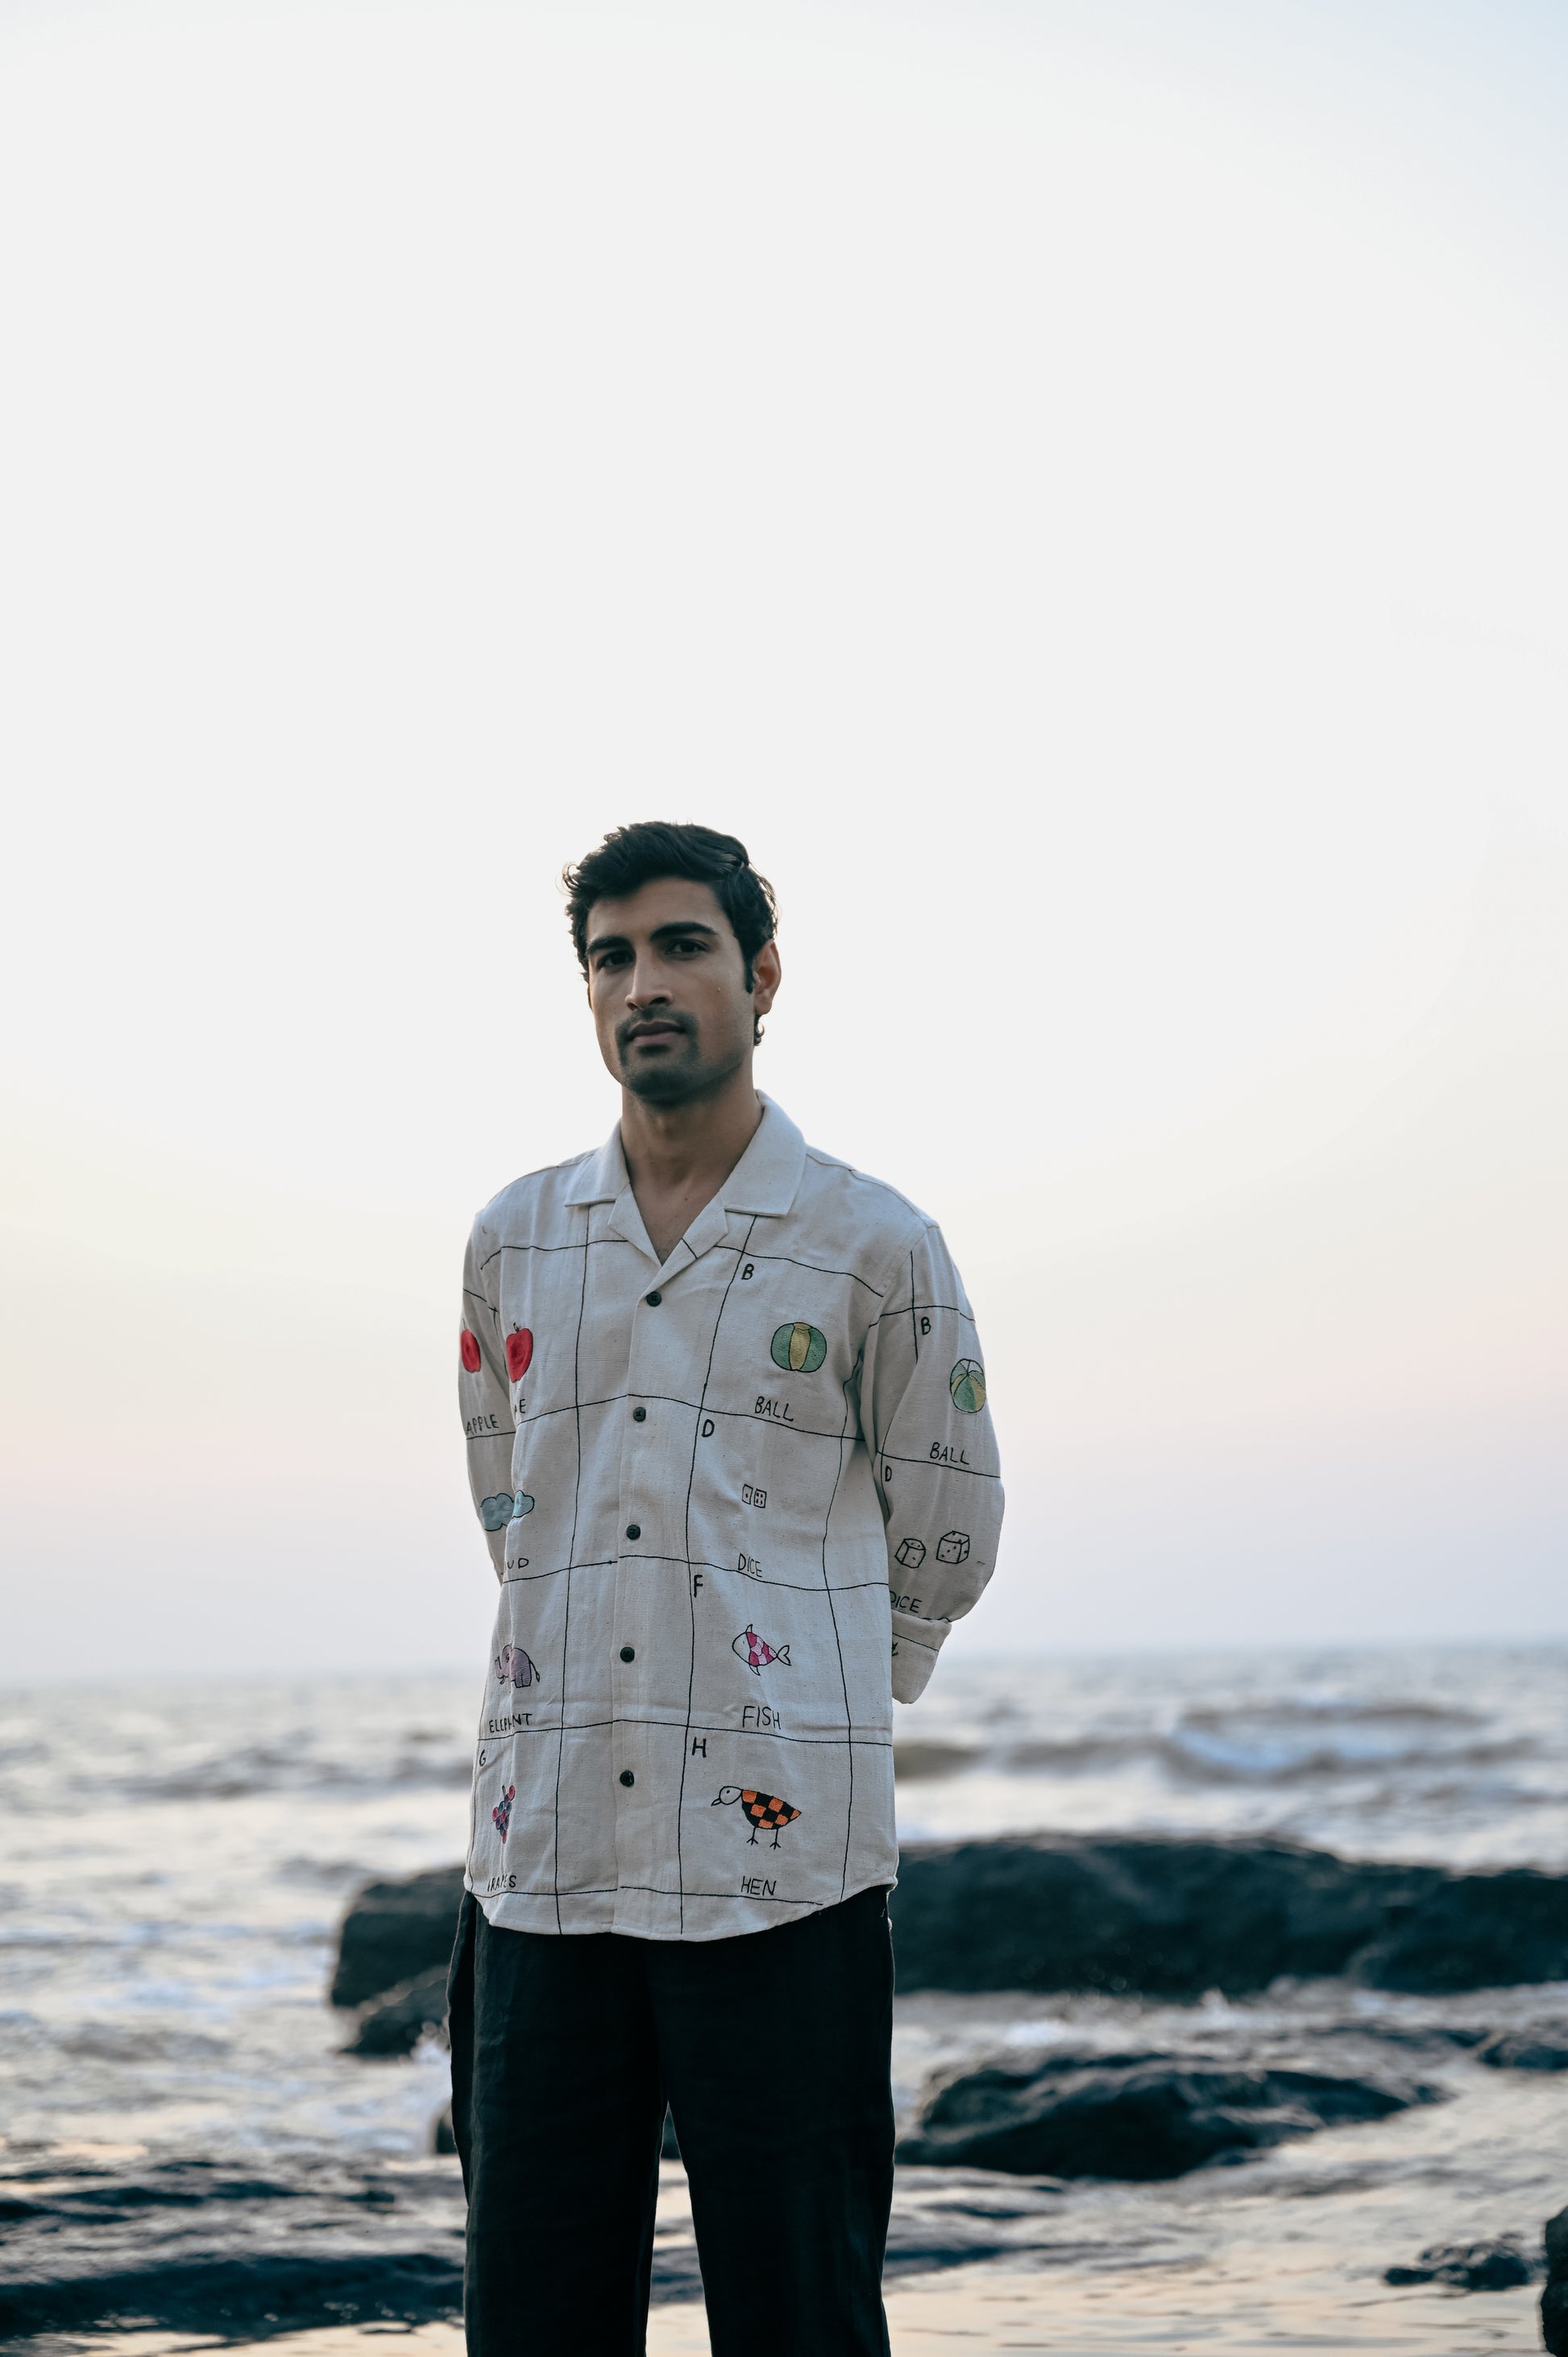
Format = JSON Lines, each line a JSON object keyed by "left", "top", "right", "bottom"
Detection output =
{"left": 449, "top": 822, "right": 1002, "bottom": 2356}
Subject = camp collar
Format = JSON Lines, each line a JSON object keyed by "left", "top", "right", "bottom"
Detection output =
{"left": 563, "top": 1094, "right": 807, "bottom": 1266}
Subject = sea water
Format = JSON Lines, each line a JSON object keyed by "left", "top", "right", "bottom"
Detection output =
{"left": 2, "top": 1647, "right": 1567, "bottom": 2348}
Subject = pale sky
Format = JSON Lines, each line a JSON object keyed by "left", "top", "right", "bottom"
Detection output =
{"left": 2, "top": 0, "right": 1566, "bottom": 1679}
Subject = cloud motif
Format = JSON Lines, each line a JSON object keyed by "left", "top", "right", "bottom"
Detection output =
{"left": 480, "top": 1491, "right": 534, "bottom": 1532}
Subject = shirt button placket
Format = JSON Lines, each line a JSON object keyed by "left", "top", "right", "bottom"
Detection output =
{"left": 616, "top": 1278, "right": 663, "bottom": 1815}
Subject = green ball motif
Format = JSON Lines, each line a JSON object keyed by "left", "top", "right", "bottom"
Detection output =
{"left": 771, "top": 1320, "right": 828, "bottom": 1373}
{"left": 949, "top": 1358, "right": 986, "bottom": 1414}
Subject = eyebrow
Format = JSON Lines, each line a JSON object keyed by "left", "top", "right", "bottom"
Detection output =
{"left": 585, "top": 920, "right": 720, "bottom": 957}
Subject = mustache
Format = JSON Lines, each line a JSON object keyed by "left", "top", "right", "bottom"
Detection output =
{"left": 616, "top": 1010, "right": 695, "bottom": 1058}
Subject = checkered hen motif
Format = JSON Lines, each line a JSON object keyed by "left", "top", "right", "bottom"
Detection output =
{"left": 713, "top": 1786, "right": 802, "bottom": 1846}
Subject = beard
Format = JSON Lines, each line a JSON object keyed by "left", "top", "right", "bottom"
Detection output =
{"left": 616, "top": 1014, "right": 745, "bottom": 1107}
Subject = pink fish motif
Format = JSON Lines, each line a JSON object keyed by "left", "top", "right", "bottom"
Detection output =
{"left": 492, "top": 1783, "right": 516, "bottom": 1842}
{"left": 732, "top": 1625, "right": 791, "bottom": 1677}
{"left": 495, "top": 1644, "right": 540, "bottom": 1691}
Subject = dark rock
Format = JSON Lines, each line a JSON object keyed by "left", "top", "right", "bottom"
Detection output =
{"left": 345, "top": 1967, "right": 450, "bottom": 2058}
{"left": 891, "top": 1835, "right": 1568, "bottom": 1998}
{"left": 1385, "top": 2237, "right": 1536, "bottom": 2290}
{"left": 331, "top": 1867, "right": 465, "bottom": 2008}
{"left": 897, "top": 2051, "right": 1433, "bottom": 2179}
{"left": 890, "top": 1835, "right": 1439, "bottom": 1998}
{"left": 0, "top": 2144, "right": 1030, "bottom": 2332}
{"left": 1353, "top": 1870, "right": 1568, "bottom": 1993}
{"left": 1477, "top": 2031, "right": 1568, "bottom": 2071}
{"left": 0, "top": 2252, "right": 466, "bottom": 2337}
{"left": 332, "top": 1840, "right": 1568, "bottom": 2017}
{"left": 1549, "top": 2282, "right": 1568, "bottom": 2355}
{"left": 1544, "top": 2205, "right": 1568, "bottom": 2355}
{"left": 0, "top": 2156, "right": 468, "bottom": 2335}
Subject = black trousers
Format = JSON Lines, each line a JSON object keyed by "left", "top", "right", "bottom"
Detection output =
{"left": 447, "top": 1885, "right": 894, "bottom": 2357}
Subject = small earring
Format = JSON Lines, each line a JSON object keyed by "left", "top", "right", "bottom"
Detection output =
{"left": 753, "top": 1019, "right": 765, "bottom": 1046}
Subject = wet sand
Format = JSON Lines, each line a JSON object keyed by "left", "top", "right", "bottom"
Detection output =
{"left": 56, "top": 2253, "right": 1545, "bottom": 2357}
{"left": 18, "top": 2087, "right": 1560, "bottom": 2357}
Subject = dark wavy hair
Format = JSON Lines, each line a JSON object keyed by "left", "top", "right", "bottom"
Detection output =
{"left": 563, "top": 822, "right": 778, "bottom": 984}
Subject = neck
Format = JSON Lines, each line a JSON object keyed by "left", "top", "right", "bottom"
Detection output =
{"left": 618, "top": 1061, "right": 763, "bottom": 1199}
{"left": 618, "top": 1067, "right": 764, "bottom": 1265}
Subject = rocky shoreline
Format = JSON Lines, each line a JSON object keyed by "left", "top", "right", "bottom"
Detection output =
{"left": 334, "top": 1830, "right": 1568, "bottom": 2060}
{"left": 5, "top": 1831, "right": 1565, "bottom": 2344}
{"left": 894, "top": 1832, "right": 1568, "bottom": 1997}
{"left": 332, "top": 1832, "right": 1568, "bottom": 2250}
{"left": 895, "top": 2050, "right": 1443, "bottom": 2176}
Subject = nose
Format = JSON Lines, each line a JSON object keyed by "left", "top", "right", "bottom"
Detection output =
{"left": 625, "top": 956, "right": 672, "bottom": 1010}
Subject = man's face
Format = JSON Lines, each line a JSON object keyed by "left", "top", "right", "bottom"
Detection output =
{"left": 584, "top": 875, "right": 779, "bottom": 1107}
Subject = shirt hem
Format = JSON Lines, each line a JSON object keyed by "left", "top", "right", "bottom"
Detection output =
{"left": 471, "top": 1861, "right": 900, "bottom": 1940}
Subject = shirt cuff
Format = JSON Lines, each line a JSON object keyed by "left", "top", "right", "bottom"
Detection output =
{"left": 890, "top": 1609, "right": 947, "bottom": 1704}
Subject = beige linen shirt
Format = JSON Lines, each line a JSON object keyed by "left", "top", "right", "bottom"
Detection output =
{"left": 458, "top": 1096, "right": 1002, "bottom": 1940}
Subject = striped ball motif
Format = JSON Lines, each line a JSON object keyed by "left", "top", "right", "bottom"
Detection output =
{"left": 771, "top": 1320, "right": 828, "bottom": 1373}
{"left": 949, "top": 1358, "right": 986, "bottom": 1414}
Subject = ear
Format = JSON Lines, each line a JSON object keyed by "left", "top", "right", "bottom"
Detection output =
{"left": 750, "top": 938, "right": 782, "bottom": 1019}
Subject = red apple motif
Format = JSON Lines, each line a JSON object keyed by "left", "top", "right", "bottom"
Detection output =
{"left": 505, "top": 1328, "right": 534, "bottom": 1382}
{"left": 459, "top": 1330, "right": 482, "bottom": 1374}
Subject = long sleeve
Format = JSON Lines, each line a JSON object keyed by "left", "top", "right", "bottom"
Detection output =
{"left": 860, "top": 1221, "right": 1004, "bottom": 1703}
{"left": 458, "top": 1219, "right": 515, "bottom": 1580}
